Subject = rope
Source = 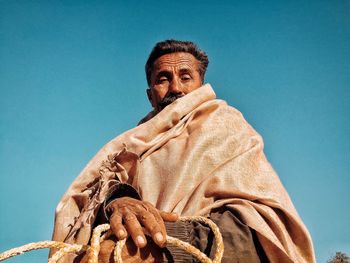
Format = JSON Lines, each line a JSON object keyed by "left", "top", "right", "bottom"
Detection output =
{"left": 0, "top": 241, "right": 88, "bottom": 262}
{"left": 0, "top": 216, "right": 224, "bottom": 263}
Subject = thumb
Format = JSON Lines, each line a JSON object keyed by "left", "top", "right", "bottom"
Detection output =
{"left": 159, "top": 211, "right": 178, "bottom": 222}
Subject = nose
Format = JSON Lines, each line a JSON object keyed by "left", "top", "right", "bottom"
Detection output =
{"left": 168, "top": 78, "right": 183, "bottom": 95}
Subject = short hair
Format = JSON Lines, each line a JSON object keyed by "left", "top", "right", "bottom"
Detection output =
{"left": 145, "top": 39, "right": 209, "bottom": 86}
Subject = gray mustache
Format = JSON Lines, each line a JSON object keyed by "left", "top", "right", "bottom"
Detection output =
{"left": 158, "top": 93, "right": 184, "bottom": 110}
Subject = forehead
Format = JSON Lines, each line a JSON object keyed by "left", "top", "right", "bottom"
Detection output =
{"left": 152, "top": 52, "right": 199, "bottom": 72}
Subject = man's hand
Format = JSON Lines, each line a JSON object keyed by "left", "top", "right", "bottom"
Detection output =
{"left": 106, "top": 197, "right": 178, "bottom": 248}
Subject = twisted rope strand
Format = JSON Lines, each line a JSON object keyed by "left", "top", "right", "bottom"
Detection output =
{"left": 166, "top": 236, "right": 212, "bottom": 263}
{"left": 49, "top": 244, "right": 87, "bottom": 263}
{"left": 0, "top": 241, "right": 86, "bottom": 262}
{"left": 88, "top": 224, "right": 111, "bottom": 263}
{"left": 179, "top": 216, "right": 224, "bottom": 263}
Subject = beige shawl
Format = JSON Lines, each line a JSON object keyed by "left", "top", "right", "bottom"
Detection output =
{"left": 52, "top": 84, "right": 315, "bottom": 262}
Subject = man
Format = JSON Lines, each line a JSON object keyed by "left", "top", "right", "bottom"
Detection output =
{"left": 52, "top": 40, "right": 315, "bottom": 262}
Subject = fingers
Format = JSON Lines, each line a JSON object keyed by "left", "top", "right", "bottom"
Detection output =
{"left": 142, "top": 203, "right": 167, "bottom": 246}
{"left": 124, "top": 212, "right": 147, "bottom": 248}
{"left": 110, "top": 207, "right": 147, "bottom": 248}
{"left": 110, "top": 211, "right": 127, "bottom": 240}
{"left": 108, "top": 197, "right": 178, "bottom": 249}
{"left": 138, "top": 212, "right": 165, "bottom": 247}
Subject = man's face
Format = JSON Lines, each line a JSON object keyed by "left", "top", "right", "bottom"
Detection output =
{"left": 147, "top": 52, "right": 203, "bottom": 112}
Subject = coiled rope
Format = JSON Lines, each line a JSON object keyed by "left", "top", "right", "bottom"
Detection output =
{"left": 0, "top": 216, "right": 224, "bottom": 263}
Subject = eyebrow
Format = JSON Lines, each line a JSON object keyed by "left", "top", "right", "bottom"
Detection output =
{"left": 156, "top": 67, "right": 194, "bottom": 78}
{"left": 178, "top": 68, "right": 193, "bottom": 74}
{"left": 155, "top": 71, "right": 171, "bottom": 79}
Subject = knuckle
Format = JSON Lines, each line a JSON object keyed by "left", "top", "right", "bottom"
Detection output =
{"left": 124, "top": 214, "right": 136, "bottom": 222}
{"left": 139, "top": 213, "right": 149, "bottom": 222}
{"left": 135, "top": 203, "right": 144, "bottom": 211}
{"left": 111, "top": 212, "right": 119, "bottom": 220}
{"left": 143, "top": 201, "right": 155, "bottom": 210}
{"left": 119, "top": 203, "right": 128, "bottom": 208}
{"left": 118, "top": 206, "right": 129, "bottom": 214}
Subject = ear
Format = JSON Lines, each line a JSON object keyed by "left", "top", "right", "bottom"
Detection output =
{"left": 146, "top": 88, "right": 155, "bottom": 108}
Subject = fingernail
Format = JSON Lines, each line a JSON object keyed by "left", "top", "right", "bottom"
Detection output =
{"left": 154, "top": 232, "right": 163, "bottom": 243}
{"left": 137, "top": 236, "right": 145, "bottom": 246}
{"left": 118, "top": 230, "right": 125, "bottom": 237}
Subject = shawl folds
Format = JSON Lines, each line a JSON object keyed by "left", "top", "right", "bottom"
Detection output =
{"left": 52, "top": 84, "right": 315, "bottom": 262}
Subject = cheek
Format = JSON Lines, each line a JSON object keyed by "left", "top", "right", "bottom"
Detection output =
{"left": 190, "top": 73, "right": 203, "bottom": 88}
{"left": 186, "top": 79, "right": 202, "bottom": 93}
{"left": 153, "top": 86, "right": 168, "bottom": 101}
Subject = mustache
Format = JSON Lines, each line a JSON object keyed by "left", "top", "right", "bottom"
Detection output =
{"left": 158, "top": 93, "right": 184, "bottom": 110}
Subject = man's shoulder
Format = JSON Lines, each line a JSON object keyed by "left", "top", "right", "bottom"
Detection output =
{"left": 137, "top": 110, "right": 157, "bottom": 125}
{"left": 207, "top": 99, "right": 246, "bottom": 122}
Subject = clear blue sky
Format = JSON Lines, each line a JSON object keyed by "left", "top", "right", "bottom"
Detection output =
{"left": 0, "top": 1, "right": 349, "bottom": 262}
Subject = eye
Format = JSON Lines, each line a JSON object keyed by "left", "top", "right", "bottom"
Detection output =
{"left": 181, "top": 74, "right": 191, "bottom": 81}
{"left": 158, "top": 76, "right": 168, "bottom": 84}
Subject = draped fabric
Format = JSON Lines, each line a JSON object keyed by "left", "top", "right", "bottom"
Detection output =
{"left": 52, "top": 84, "right": 315, "bottom": 262}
